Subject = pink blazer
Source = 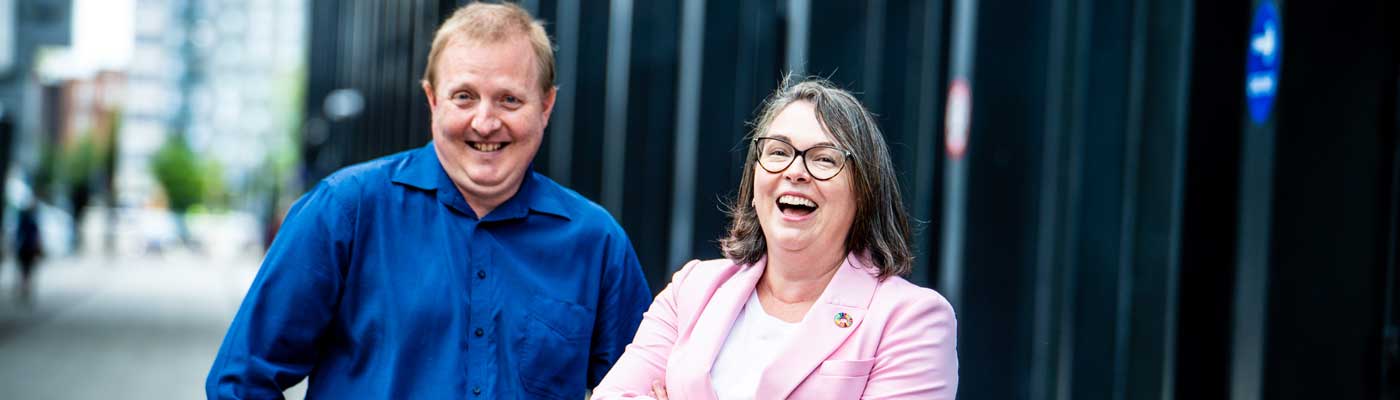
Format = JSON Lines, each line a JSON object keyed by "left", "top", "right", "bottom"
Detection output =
{"left": 592, "top": 253, "right": 958, "bottom": 399}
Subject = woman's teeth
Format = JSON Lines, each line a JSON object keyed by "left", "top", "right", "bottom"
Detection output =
{"left": 777, "top": 195, "right": 816, "bottom": 208}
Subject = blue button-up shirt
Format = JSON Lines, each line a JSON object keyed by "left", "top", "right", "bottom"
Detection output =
{"left": 208, "top": 143, "right": 652, "bottom": 399}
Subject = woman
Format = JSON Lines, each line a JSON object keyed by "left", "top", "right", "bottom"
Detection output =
{"left": 592, "top": 78, "right": 958, "bottom": 399}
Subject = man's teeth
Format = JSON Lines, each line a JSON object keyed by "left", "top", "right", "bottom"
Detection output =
{"left": 472, "top": 143, "right": 503, "bottom": 152}
{"left": 777, "top": 195, "right": 816, "bottom": 208}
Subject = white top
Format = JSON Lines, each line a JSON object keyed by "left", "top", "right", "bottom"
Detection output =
{"left": 709, "top": 291, "right": 801, "bottom": 400}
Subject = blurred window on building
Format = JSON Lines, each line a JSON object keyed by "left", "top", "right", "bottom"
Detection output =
{"left": 0, "top": 0, "right": 13, "bottom": 75}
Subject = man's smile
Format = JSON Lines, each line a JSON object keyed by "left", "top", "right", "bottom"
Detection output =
{"left": 468, "top": 141, "right": 510, "bottom": 152}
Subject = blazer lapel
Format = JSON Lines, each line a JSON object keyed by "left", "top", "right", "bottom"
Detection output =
{"left": 672, "top": 258, "right": 766, "bottom": 400}
{"left": 755, "top": 253, "right": 880, "bottom": 399}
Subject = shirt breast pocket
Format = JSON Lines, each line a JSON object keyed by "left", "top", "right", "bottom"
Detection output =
{"left": 791, "top": 359, "right": 877, "bottom": 399}
{"left": 816, "top": 358, "right": 876, "bottom": 377}
{"left": 515, "top": 295, "right": 594, "bottom": 399}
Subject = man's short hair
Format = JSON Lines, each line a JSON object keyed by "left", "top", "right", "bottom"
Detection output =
{"left": 422, "top": 2, "right": 556, "bottom": 94}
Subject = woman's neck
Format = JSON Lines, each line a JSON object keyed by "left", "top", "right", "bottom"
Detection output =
{"left": 759, "top": 247, "right": 846, "bottom": 305}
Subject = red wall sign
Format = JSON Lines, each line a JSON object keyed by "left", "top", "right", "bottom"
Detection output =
{"left": 945, "top": 78, "right": 971, "bottom": 159}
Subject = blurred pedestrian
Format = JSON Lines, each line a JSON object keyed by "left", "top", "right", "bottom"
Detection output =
{"left": 14, "top": 200, "right": 42, "bottom": 305}
{"left": 206, "top": 3, "right": 652, "bottom": 399}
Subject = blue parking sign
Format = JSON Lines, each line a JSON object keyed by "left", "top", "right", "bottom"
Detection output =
{"left": 1246, "top": 2, "right": 1281, "bottom": 124}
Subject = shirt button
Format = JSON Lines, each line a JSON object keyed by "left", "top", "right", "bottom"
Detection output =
{"left": 477, "top": 270, "right": 486, "bottom": 279}
{"left": 472, "top": 387, "right": 482, "bottom": 396}
{"left": 475, "top": 328, "right": 484, "bottom": 337}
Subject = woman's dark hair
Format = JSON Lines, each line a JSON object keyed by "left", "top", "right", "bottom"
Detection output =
{"left": 720, "top": 77, "right": 915, "bottom": 279}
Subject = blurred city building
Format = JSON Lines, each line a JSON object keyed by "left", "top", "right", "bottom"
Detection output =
{"left": 118, "top": 0, "right": 184, "bottom": 209}
{"left": 0, "top": 0, "right": 304, "bottom": 254}
{"left": 121, "top": 0, "right": 304, "bottom": 211}
{"left": 0, "top": 0, "right": 71, "bottom": 203}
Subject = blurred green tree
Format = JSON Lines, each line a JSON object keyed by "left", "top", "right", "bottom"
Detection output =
{"left": 151, "top": 134, "right": 205, "bottom": 245}
{"left": 201, "top": 158, "right": 227, "bottom": 211}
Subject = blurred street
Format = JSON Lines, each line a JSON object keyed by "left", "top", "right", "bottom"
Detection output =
{"left": 0, "top": 215, "right": 305, "bottom": 399}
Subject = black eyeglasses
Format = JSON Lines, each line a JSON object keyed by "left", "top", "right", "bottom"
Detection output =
{"left": 751, "top": 137, "right": 853, "bottom": 181}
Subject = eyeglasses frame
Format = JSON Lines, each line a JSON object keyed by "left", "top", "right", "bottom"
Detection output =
{"left": 750, "top": 136, "right": 854, "bottom": 181}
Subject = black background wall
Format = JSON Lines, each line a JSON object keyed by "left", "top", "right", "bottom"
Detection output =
{"left": 301, "top": 0, "right": 1399, "bottom": 398}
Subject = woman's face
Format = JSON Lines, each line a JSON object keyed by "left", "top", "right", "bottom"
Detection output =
{"left": 752, "top": 101, "right": 858, "bottom": 255}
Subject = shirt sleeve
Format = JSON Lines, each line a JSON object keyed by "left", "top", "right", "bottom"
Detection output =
{"left": 590, "top": 260, "right": 699, "bottom": 399}
{"left": 206, "top": 182, "right": 354, "bottom": 399}
{"left": 586, "top": 228, "right": 656, "bottom": 389}
{"left": 860, "top": 290, "right": 959, "bottom": 399}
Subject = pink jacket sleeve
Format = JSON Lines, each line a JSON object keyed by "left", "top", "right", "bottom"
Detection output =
{"left": 860, "top": 290, "right": 959, "bottom": 399}
{"left": 591, "top": 260, "right": 698, "bottom": 399}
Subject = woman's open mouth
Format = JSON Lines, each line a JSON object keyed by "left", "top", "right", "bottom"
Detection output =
{"left": 776, "top": 194, "right": 818, "bottom": 217}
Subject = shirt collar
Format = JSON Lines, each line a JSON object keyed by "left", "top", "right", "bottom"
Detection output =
{"left": 389, "top": 143, "right": 440, "bottom": 190}
{"left": 391, "top": 142, "right": 573, "bottom": 221}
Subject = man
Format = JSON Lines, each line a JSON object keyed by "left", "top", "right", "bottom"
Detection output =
{"left": 207, "top": 3, "right": 652, "bottom": 399}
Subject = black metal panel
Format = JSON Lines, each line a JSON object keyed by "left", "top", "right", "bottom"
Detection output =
{"left": 409, "top": 0, "right": 435, "bottom": 151}
{"left": 892, "top": 0, "right": 948, "bottom": 287}
{"left": 953, "top": 0, "right": 1053, "bottom": 397}
{"left": 1123, "top": 0, "right": 1191, "bottom": 396}
{"left": 346, "top": 0, "right": 368, "bottom": 163}
{"left": 1261, "top": 1, "right": 1397, "bottom": 398}
{"left": 1029, "top": 0, "right": 1082, "bottom": 397}
{"left": 1387, "top": 15, "right": 1400, "bottom": 394}
{"left": 947, "top": 0, "right": 1197, "bottom": 398}
{"left": 527, "top": 0, "right": 557, "bottom": 176}
{"left": 1386, "top": 49, "right": 1400, "bottom": 399}
{"left": 560, "top": 0, "right": 611, "bottom": 202}
{"left": 1175, "top": 0, "right": 1249, "bottom": 397}
{"left": 621, "top": 0, "right": 680, "bottom": 290}
{"left": 806, "top": 0, "right": 867, "bottom": 92}
{"left": 1065, "top": 1, "right": 1133, "bottom": 398}
{"left": 540, "top": 0, "right": 573, "bottom": 182}
{"left": 302, "top": 0, "right": 341, "bottom": 183}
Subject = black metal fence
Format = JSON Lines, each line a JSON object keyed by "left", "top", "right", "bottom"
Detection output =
{"left": 301, "top": 0, "right": 1399, "bottom": 398}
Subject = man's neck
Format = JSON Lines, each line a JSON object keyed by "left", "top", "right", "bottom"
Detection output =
{"left": 458, "top": 180, "right": 520, "bottom": 219}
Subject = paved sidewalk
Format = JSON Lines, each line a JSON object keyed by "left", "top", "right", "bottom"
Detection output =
{"left": 0, "top": 250, "right": 306, "bottom": 399}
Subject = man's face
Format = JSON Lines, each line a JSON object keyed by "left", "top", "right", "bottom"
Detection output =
{"left": 422, "top": 35, "right": 555, "bottom": 215}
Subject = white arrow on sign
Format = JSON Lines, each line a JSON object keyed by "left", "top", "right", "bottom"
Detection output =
{"left": 1252, "top": 22, "right": 1277, "bottom": 64}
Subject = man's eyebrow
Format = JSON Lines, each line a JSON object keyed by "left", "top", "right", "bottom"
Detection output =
{"left": 499, "top": 86, "right": 534, "bottom": 99}
{"left": 433, "top": 79, "right": 470, "bottom": 93}
{"left": 439, "top": 81, "right": 538, "bottom": 100}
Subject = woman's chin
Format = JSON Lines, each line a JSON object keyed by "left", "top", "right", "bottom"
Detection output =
{"left": 766, "top": 233, "right": 820, "bottom": 253}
